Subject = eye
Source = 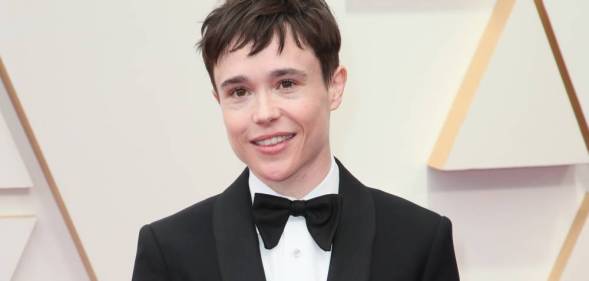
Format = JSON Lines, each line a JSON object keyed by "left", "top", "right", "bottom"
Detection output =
{"left": 230, "top": 87, "right": 249, "bottom": 98}
{"left": 277, "top": 79, "right": 296, "bottom": 90}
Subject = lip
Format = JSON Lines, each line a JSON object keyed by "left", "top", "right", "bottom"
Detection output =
{"left": 250, "top": 132, "right": 296, "bottom": 155}
{"left": 250, "top": 132, "right": 295, "bottom": 143}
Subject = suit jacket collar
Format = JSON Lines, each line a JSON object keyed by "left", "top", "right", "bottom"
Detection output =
{"left": 327, "top": 158, "right": 375, "bottom": 281}
{"left": 213, "top": 159, "right": 375, "bottom": 281}
{"left": 213, "top": 168, "right": 266, "bottom": 281}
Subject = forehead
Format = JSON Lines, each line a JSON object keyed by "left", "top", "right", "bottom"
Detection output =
{"left": 213, "top": 32, "right": 322, "bottom": 87}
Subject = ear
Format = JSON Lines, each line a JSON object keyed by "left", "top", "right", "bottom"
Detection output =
{"left": 212, "top": 89, "right": 220, "bottom": 104}
{"left": 328, "top": 65, "right": 347, "bottom": 111}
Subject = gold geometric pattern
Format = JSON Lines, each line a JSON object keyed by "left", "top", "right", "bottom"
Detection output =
{"left": 0, "top": 57, "right": 98, "bottom": 281}
{"left": 428, "top": 0, "right": 516, "bottom": 169}
{"left": 428, "top": 0, "right": 589, "bottom": 170}
{"left": 548, "top": 192, "right": 589, "bottom": 281}
{"left": 427, "top": 0, "right": 589, "bottom": 279}
{"left": 534, "top": 0, "right": 589, "bottom": 152}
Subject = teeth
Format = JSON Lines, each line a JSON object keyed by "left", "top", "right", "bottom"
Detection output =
{"left": 254, "top": 134, "right": 293, "bottom": 146}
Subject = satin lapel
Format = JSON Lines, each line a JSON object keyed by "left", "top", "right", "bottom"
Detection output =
{"left": 327, "top": 159, "right": 376, "bottom": 281}
{"left": 213, "top": 168, "right": 266, "bottom": 281}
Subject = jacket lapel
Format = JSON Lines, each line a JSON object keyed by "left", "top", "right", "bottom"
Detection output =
{"left": 213, "top": 168, "right": 267, "bottom": 281}
{"left": 327, "top": 159, "right": 376, "bottom": 281}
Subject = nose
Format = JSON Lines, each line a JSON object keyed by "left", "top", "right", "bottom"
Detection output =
{"left": 252, "top": 93, "right": 280, "bottom": 125}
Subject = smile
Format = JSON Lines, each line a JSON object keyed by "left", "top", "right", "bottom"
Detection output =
{"left": 252, "top": 133, "right": 296, "bottom": 146}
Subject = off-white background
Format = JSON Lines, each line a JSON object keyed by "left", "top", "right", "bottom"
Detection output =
{"left": 0, "top": 0, "right": 588, "bottom": 280}
{"left": 0, "top": 83, "right": 30, "bottom": 189}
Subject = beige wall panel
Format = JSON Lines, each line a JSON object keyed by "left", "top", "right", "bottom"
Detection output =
{"left": 428, "top": 166, "right": 582, "bottom": 281}
{"left": 0, "top": 59, "right": 91, "bottom": 281}
{"left": 0, "top": 83, "right": 32, "bottom": 189}
{"left": 334, "top": 0, "right": 496, "bottom": 202}
{"left": 561, "top": 224, "right": 589, "bottom": 281}
{"left": 0, "top": 1, "right": 239, "bottom": 280}
{"left": 445, "top": 0, "right": 588, "bottom": 170}
{"left": 543, "top": 0, "right": 589, "bottom": 145}
{"left": 560, "top": 191, "right": 589, "bottom": 281}
{"left": 0, "top": 216, "right": 36, "bottom": 281}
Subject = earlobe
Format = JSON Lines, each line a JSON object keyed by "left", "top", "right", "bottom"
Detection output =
{"left": 329, "top": 66, "right": 347, "bottom": 111}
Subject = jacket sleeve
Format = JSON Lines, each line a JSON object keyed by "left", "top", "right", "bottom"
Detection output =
{"left": 421, "top": 216, "right": 460, "bottom": 281}
{"left": 132, "top": 224, "right": 172, "bottom": 281}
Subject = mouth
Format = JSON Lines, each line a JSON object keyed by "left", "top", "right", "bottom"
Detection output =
{"left": 251, "top": 133, "right": 296, "bottom": 147}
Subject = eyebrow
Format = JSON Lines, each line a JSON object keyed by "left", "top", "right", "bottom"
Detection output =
{"left": 270, "top": 68, "right": 307, "bottom": 80}
{"left": 220, "top": 75, "right": 248, "bottom": 89}
{"left": 219, "top": 68, "right": 307, "bottom": 89}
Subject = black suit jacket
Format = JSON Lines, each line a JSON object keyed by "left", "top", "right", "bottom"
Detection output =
{"left": 132, "top": 160, "right": 459, "bottom": 281}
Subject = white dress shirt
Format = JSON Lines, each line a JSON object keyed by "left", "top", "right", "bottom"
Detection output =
{"left": 249, "top": 157, "right": 339, "bottom": 281}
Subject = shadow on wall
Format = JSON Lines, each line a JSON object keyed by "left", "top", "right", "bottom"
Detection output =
{"left": 576, "top": 164, "right": 589, "bottom": 191}
{"left": 426, "top": 166, "right": 578, "bottom": 277}
{"left": 0, "top": 188, "right": 30, "bottom": 197}
{"left": 427, "top": 166, "right": 571, "bottom": 191}
{"left": 345, "top": 0, "right": 495, "bottom": 13}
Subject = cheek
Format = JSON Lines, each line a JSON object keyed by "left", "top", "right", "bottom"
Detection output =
{"left": 297, "top": 101, "right": 330, "bottom": 133}
{"left": 223, "top": 112, "right": 247, "bottom": 141}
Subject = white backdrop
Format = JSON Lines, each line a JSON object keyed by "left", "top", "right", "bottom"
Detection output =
{"left": 1, "top": 0, "right": 588, "bottom": 280}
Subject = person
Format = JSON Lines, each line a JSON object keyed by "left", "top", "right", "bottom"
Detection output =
{"left": 131, "top": 0, "right": 460, "bottom": 280}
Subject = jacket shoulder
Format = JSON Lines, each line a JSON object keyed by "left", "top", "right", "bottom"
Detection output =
{"left": 367, "top": 188, "right": 459, "bottom": 280}
{"left": 370, "top": 188, "right": 457, "bottom": 272}
{"left": 134, "top": 196, "right": 222, "bottom": 280}
{"left": 148, "top": 195, "right": 219, "bottom": 237}
{"left": 368, "top": 187, "right": 449, "bottom": 242}
{"left": 369, "top": 188, "right": 442, "bottom": 223}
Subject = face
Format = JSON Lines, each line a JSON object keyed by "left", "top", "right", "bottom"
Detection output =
{"left": 212, "top": 31, "right": 346, "bottom": 186}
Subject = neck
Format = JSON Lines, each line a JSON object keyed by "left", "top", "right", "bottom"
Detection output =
{"left": 262, "top": 152, "right": 332, "bottom": 199}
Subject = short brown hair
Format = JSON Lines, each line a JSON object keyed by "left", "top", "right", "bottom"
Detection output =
{"left": 197, "top": 0, "right": 341, "bottom": 88}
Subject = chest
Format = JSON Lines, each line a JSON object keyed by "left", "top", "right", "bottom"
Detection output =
{"left": 256, "top": 216, "right": 332, "bottom": 281}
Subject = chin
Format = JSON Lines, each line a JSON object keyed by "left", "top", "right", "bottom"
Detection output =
{"left": 252, "top": 163, "right": 293, "bottom": 183}
{"left": 256, "top": 169, "right": 289, "bottom": 183}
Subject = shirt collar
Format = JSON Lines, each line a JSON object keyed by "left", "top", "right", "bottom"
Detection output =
{"left": 249, "top": 156, "right": 339, "bottom": 202}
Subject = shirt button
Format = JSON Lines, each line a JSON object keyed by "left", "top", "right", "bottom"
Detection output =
{"left": 293, "top": 248, "right": 301, "bottom": 258}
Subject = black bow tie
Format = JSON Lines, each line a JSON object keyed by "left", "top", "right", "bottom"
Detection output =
{"left": 252, "top": 193, "right": 342, "bottom": 251}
